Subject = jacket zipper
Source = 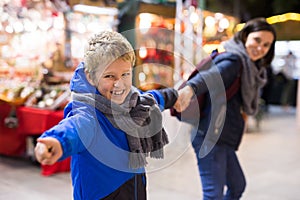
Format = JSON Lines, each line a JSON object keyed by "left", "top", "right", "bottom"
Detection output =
{"left": 135, "top": 174, "right": 137, "bottom": 200}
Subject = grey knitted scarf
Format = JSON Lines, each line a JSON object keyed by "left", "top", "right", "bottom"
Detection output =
{"left": 223, "top": 38, "right": 267, "bottom": 115}
{"left": 72, "top": 86, "right": 168, "bottom": 169}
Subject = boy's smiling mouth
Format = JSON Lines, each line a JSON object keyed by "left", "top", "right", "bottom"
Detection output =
{"left": 111, "top": 90, "right": 125, "bottom": 96}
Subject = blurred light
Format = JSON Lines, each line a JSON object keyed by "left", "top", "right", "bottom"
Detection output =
{"left": 288, "top": 41, "right": 300, "bottom": 55}
{"left": 73, "top": 4, "right": 118, "bottom": 16}
{"left": 143, "top": 65, "right": 150, "bottom": 74}
{"left": 139, "top": 72, "right": 146, "bottom": 82}
{"left": 235, "top": 23, "right": 245, "bottom": 32}
{"left": 38, "top": 20, "right": 52, "bottom": 31}
{"left": 1, "top": 12, "right": 9, "bottom": 22}
{"left": 236, "top": 13, "right": 300, "bottom": 32}
{"left": 139, "top": 46, "right": 147, "bottom": 59}
{"left": 295, "top": 60, "right": 300, "bottom": 68}
{"left": 138, "top": 13, "right": 152, "bottom": 34}
{"left": 76, "top": 22, "right": 86, "bottom": 34}
{"left": 275, "top": 41, "right": 289, "bottom": 56}
{"left": 219, "top": 18, "right": 229, "bottom": 29}
{"left": 277, "top": 58, "right": 286, "bottom": 67}
{"left": 87, "top": 21, "right": 101, "bottom": 32}
{"left": 190, "top": 12, "right": 199, "bottom": 24}
{"left": 203, "top": 44, "right": 220, "bottom": 53}
{"left": 183, "top": 9, "right": 189, "bottom": 17}
{"left": 288, "top": 13, "right": 300, "bottom": 21}
{"left": 53, "top": 16, "right": 64, "bottom": 30}
{"left": 271, "top": 12, "right": 300, "bottom": 23}
{"left": 13, "top": 21, "right": 24, "bottom": 33}
{"left": 205, "top": 16, "right": 215, "bottom": 27}
{"left": 27, "top": 9, "right": 41, "bottom": 20}
{"left": 214, "top": 13, "right": 224, "bottom": 20}
{"left": 5, "top": 25, "right": 13, "bottom": 33}
{"left": 23, "top": 19, "right": 37, "bottom": 32}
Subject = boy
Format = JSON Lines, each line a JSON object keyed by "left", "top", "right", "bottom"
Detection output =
{"left": 35, "top": 30, "right": 178, "bottom": 200}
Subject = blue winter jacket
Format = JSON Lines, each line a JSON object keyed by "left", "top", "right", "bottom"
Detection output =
{"left": 40, "top": 62, "right": 167, "bottom": 200}
{"left": 187, "top": 52, "right": 245, "bottom": 150}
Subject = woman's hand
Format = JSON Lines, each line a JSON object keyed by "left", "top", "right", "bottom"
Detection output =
{"left": 34, "top": 137, "right": 63, "bottom": 165}
{"left": 173, "top": 85, "right": 194, "bottom": 112}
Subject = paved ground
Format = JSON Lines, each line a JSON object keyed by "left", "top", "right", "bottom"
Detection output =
{"left": 0, "top": 106, "right": 299, "bottom": 200}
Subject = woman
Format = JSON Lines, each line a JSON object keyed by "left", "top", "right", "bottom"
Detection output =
{"left": 175, "top": 18, "right": 276, "bottom": 199}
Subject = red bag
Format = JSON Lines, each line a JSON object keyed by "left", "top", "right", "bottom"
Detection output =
{"left": 170, "top": 50, "right": 241, "bottom": 123}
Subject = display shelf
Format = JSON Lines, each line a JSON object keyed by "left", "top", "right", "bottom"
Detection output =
{"left": 0, "top": 103, "right": 26, "bottom": 156}
{"left": 0, "top": 94, "right": 27, "bottom": 106}
{"left": 0, "top": 101, "right": 70, "bottom": 175}
{"left": 16, "top": 106, "right": 64, "bottom": 135}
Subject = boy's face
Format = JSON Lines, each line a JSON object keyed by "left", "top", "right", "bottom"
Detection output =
{"left": 92, "top": 58, "right": 133, "bottom": 104}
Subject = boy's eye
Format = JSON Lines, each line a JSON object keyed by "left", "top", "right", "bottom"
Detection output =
{"left": 122, "top": 72, "right": 131, "bottom": 77}
{"left": 103, "top": 75, "right": 114, "bottom": 79}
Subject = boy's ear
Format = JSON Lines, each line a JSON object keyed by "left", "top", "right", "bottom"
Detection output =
{"left": 85, "top": 70, "right": 95, "bottom": 86}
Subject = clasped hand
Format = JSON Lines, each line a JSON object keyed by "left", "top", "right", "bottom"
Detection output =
{"left": 173, "top": 85, "right": 194, "bottom": 112}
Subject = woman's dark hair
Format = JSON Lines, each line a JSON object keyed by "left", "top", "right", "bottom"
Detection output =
{"left": 234, "top": 18, "right": 277, "bottom": 66}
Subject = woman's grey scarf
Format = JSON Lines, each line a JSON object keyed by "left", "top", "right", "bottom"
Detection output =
{"left": 223, "top": 38, "right": 267, "bottom": 115}
{"left": 72, "top": 86, "right": 168, "bottom": 169}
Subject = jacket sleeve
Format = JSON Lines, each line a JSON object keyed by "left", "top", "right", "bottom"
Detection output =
{"left": 186, "top": 52, "right": 242, "bottom": 96}
{"left": 144, "top": 88, "right": 178, "bottom": 110}
{"left": 40, "top": 102, "right": 99, "bottom": 160}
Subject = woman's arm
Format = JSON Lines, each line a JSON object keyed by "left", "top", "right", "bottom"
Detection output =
{"left": 187, "top": 52, "right": 241, "bottom": 96}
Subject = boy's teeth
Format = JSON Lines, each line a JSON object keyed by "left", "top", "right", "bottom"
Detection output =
{"left": 113, "top": 90, "right": 123, "bottom": 95}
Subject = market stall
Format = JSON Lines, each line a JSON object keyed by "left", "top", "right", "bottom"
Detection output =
{"left": 0, "top": 103, "right": 26, "bottom": 156}
{"left": 130, "top": 1, "right": 238, "bottom": 90}
{"left": 132, "top": 2, "right": 176, "bottom": 90}
{"left": 0, "top": 0, "right": 119, "bottom": 175}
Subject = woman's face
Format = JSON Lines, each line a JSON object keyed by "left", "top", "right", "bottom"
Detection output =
{"left": 91, "top": 58, "right": 132, "bottom": 104}
{"left": 245, "top": 30, "right": 274, "bottom": 61}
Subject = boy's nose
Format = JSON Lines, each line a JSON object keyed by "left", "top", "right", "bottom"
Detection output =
{"left": 113, "top": 79, "right": 121, "bottom": 87}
